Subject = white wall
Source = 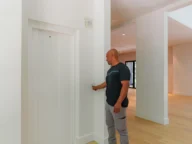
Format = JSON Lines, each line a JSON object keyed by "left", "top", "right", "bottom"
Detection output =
{"left": 28, "top": 0, "right": 93, "bottom": 28}
{"left": 136, "top": 9, "right": 168, "bottom": 125}
{"left": 93, "top": 0, "right": 110, "bottom": 143}
{"left": 0, "top": 0, "right": 21, "bottom": 144}
{"left": 104, "top": 0, "right": 111, "bottom": 142}
{"left": 172, "top": 43, "right": 192, "bottom": 96}
{"left": 168, "top": 47, "right": 173, "bottom": 93}
{"left": 119, "top": 50, "right": 174, "bottom": 94}
{"left": 77, "top": 29, "right": 94, "bottom": 140}
{"left": 22, "top": 0, "right": 29, "bottom": 143}
{"left": 23, "top": 0, "right": 109, "bottom": 143}
{"left": 24, "top": 0, "right": 95, "bottom": 143}
{"left": 119, "top": 52, "right": 136, "bottom": 63}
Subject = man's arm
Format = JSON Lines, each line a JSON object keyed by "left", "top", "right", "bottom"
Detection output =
{"left": 92, "top": 82, "right": 106, "bottom": 91}
{"left": 114, "top": 65, "right": 130, "bottom": 113}
{"left": 116, "top": 80, "right": 129, "bottom": 104}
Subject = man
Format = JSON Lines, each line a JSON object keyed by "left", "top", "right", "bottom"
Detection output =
{"left": 92, "top": 49, "right": 131, "bottom": 144}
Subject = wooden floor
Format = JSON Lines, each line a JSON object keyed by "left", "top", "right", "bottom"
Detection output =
{"left": 88, "top": 90, "right": 192, "bottom": 144}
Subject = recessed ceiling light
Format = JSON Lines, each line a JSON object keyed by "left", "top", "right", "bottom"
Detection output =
{"left": 122, "top": 34, "right": 125, "bottom": 36}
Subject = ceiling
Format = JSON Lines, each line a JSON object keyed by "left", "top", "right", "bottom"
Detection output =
{"left": 111, "top": 0, "right": 192, "bottom": 53}
{"left": 111, "top": 21, "right": 136, "bottom": 52}
{"left": 168, "top": 17, "right": 192, "bottom": 46}
{"left": 111, "top": 0, "right": 180, "bottom": 29}
{"left": 111, "top": 17, "right": 192, "bottom": 52}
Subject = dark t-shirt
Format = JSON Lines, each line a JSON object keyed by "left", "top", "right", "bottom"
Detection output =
{"left": 105, "top": 62, "right": 131, "bottom": 107}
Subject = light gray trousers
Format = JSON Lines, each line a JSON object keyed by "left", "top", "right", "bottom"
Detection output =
{"left": 105, "top": 102, "right": 129, "bottom": 144}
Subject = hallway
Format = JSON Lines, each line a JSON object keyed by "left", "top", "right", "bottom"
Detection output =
{"left": 89, "top": 89, "right": 192, "bottom": 144}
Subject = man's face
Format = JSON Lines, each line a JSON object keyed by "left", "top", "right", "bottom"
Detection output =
{"left": 106, "top": 52, "right": 113, "bottom": 65}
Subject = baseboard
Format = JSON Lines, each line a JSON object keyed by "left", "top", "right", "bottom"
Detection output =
{"left": 136, "top": 112, "right": 169, "bottom": 125}
{"left": 94, "top": 135, "right": 108, "bottom": 144}
{"left": 76, "top": 133, "right": 108, "bottom": 144}
{"left": 104, "top": 137, "right": 108, "bottom": 144}
{"left": 94, "top": 135, "right": 103, "bottom": 144}
{"left": 164, "top": 117, "right": 169, "bottom": 125}
{"left": 76, "top": 133, "right": 94, "bottom": 144}
{"left": 173, "top": 92, "right": 192, "bottom": 96}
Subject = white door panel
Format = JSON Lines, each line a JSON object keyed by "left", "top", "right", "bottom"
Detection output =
{"left": 28, "top": 28, "right": 74, "bottom": 144}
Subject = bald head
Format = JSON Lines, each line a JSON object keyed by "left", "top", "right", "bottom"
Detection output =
{"left": 106, "top": 49, "right": 120, "bottom": 66}
{"left": 109, "top": 49, "right": 119, "bottom": 59}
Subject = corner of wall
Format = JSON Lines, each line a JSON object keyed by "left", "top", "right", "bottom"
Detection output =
{"left": 76, "top": 133, "right": 108, "bottom": 144}
{"left": 164, "top": 117, "right": 169, "bottom": 125}
{"left": 76, "top": 133, "right": 94, "bottom": 144}
{"left": 136, "top": 111, "right": 168, "bottom": 125}
{"left": 94, "top": 134, "right": 108, "bottom": 144}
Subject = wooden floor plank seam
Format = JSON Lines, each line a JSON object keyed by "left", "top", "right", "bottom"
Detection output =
{"left": 88, "top": 90, "right": 192, "bottom": 144}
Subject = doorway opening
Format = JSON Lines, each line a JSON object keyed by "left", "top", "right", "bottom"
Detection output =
{"left": 167, "top": 3, "right": 192, "bottom": 127}
{"left": 125, "top": 60, "right": 136, "bottom": 89}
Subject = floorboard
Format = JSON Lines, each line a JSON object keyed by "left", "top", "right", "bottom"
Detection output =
{"left": 88, "top": 90, "right": 192, "bottom": 144}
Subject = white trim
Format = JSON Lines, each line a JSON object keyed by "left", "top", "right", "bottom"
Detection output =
{"left": 94, "top": 135, "right": 103, "bottom": 144}
{"left": 164, "top": 11, "right": 169, "bottom": 126}
{"left": 74, "top": 30, "right": 80, "bottom": 144}
{"left": 76, "top": 133, "right": 108, "bottom": 144}
{"left": 173, "top": 92, "right": 192, "bottom": 97}
{"left": 104, "top": 137, "right": 108, "bottom": 144}
{"left": 28, "top": 19, "right": 76, "bottom": 36}
{"left": 76, "top": 133, "right": 94, "bottom": 144}
{"left": 93, "top": 134, "right": 108, "bottom": 144}
{"left": 165, "top": 0, "right": 192, "bottom": 12}
{"left": 164, "top": 118, "right": 169, "bottom": 125}
{"left": 28, "top": 19, "right": 79, "bottom": 144}
{"left": 135, "top": 114, "right": 167, "bottom": 125}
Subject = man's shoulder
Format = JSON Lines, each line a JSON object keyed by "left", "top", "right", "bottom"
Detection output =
{"left": 107, "top": 66, "right": 113, "bottom": 72}
{"left": 118, "top": 62, "right": 128, "bottom": 69}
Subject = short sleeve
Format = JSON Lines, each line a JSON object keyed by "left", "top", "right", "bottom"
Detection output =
{"left": 119, "top": 65, "right": 131, "bottom": 81}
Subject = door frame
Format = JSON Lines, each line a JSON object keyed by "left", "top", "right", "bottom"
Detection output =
{"left": 28, "top": 19, "right": 79, "bottom": 144}
{"left": 125, "top": 60, "right": 136, "bottom": 89}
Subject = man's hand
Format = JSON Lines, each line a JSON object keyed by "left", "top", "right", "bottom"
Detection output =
{"left": 92, "top": 86, "right": 98, "bottom": 91}
{"left": 92, "top": 82, "right": 106, "bottom": 91}
{"left": 114, "top": 102, "right": 121, "bottom": 113}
